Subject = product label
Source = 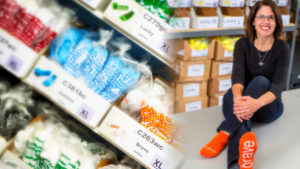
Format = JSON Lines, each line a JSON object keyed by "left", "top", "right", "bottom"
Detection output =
{"left": 192, "top": 48, "right": 208, "bottom": 57}
{"left": 219, "top": 63, "right": 233, "bottom": 75}
{"left": 219, "top": 79, "right": 232, "bottom": 91}
{"left": 167, "top": 0, "right": 191, "bottom": 7}
{"left": 81, "top": 0, "right": 102, "bottom": 8}
{"left": 151, "top": 154, "right": 168, "bottom": 169}
{"left": 104, "top": 0, "right": 175, "bottom": 63}
{"left": 188, "top": 64, "right": 205, "bottom": 77}
{"left": 193, "top": 0, "right": 218, "bottom": 7}
{"left": 25, "top": 57, "right": 110, "bottom": 127}
{"left": 5, "top": 54, "right": 22, "bottom": 73}
{"left": 77, "top": 103, "right": 95, "bottom": 122}
{"left": 0, "top": 151, "right": 30, "bottom": 169}
{"left": 224, "top": 50, "right": 233, "bottom": 57}
{"left": 0, "top": 29, "right": 38, "bottom": 78}
{"left": 98, "top": 107, "right": 182, "bottom": 169}
{"left": 169, "top": 17, "right": 190, "bottom": 30}
{"left": 186, "top": 101, "right": 202, "bottom": 112}
{"left": 222, "top": 17, "right": 244, "bottom": 28}
{"left": 183, "top": 84, "right": 200, "bottom": 97}
{"left": 218, "top": 96, "right": 224, "bottom": 106}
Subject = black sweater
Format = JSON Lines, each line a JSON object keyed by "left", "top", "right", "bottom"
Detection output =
{"left": 232, "top": 37, "right": 290, "bottom": 98}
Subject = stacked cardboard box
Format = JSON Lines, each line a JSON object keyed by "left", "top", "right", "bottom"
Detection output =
{"left": 208, "top": 36, "right": 239, "bottom": 107}
{"left": 174, "top": 38, "right": 215, "bottom": 113}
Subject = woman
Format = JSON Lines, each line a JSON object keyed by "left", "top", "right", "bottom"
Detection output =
{"left": 200, "top": 0, "right": 290, "bottom": 169}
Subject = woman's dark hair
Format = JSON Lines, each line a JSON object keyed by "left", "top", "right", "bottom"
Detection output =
{"left": 246, "top": 0, "right": 285, "bottom": 42}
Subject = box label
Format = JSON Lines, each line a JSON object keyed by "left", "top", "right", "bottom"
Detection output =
{"left": 183, "top": 84, "right": 200, "bottom": 97}
{"left": 169, "top": 17, "right": 190, "bottom": 30}
{"left": 281, "top": 15, "right": 290, "bottom": 25}
{"left": 195, "top": 17, "right": 219, "bottom": 29}
{"left": 193, "top": 0, "right": 218, "bottom": 7}
{"left": 219, "top": 63, "right": 233, "bottom": 75}
{"left": 218, "top": 95, "right": 224, "bottom": 106}
{"left": 224, "top": 50, "right": 233, "bottom": 57}
{"left": 186, "top": 101, "right": 202, "bottom": 112}
{"left": 222, "top": 17, "right": 244, "bottom": 28}
{"left": 192, "top": 48, "right": 208, "bottom": 57}
{"left": 220, "top": 0, "right": 244, "bottom": 7}
{"left": 277, "top": 0, "right": 288, "bottom": 6}
{"left": 188, "top": 64, "right": 205, "bottom": 77}
{"left": 219, "top": 79, "right": 232, "bottom": 91}
{"left": 168, "top": 0, "right": 191, "bottom": 7}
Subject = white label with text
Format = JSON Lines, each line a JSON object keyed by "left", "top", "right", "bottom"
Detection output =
{"left": 224, "top": 50, "right": 233, "bottom": 57}
{"left": 186, "top": 101, "right": 202, "bottom": 112}
{"left": 192, "top": 48, "right": 208, "bottom": 57}
{"left": 168, "top": 0, "right": 191, "bottom": 7}
{"left": 81, "top": 0, "right": 102, "bottom": 8}
{"left": 193, "top": 0, "right": 218, "bottom": 7}
{"left": 170, "top": 17, "right": 190, "bottom": 30}
{"left": 219, "top": 63, "right": 233, "bottom": 76}
{"left": 188, "top": 64, "right": 205, "bottom": 77}
{"left": 0, "top": 29, "right": 37, "bottom": 78}
{"left": 183, "top": 84, "right": 200, "bottom": 97}
{"left": 219, "top": 79, "right": 232, "bottom": 92}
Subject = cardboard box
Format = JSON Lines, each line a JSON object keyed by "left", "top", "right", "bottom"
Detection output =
{"left": 183, "top": 38, "right": 215, "bottom": 61}
{"left": 175, "top": 96, "right": 208, "bottom": 113}
{"left": 191, "top": 7, "right": 219, "bottom": 29}
{"left": 193, "top": 0, "right": 219, "bottom": 7}
{"left": 169, "top": 8, "right": 191, "bottom": 30}
{"left": 210, "top": 61, "right": 233, "bottom": 78}
{"left": 218, "top": 7, "right": 245, "bottom": 28}
{"left": 176, "top": 81, "right": 208, "bottom": 100}
{"left": 209, "top": 94, "right": 224, "bottom": 107}
{"left": 208, "top": 77, "right": 232, "bottom": 96}
{"left": 177, "top": 60, "right": 212, "bottom": 81}
{"left": 279, "top": 7, "right": 290, "bottom": 25}
{"left": 214, "top": 39, "right": 235, "bottom": 61}
{"left": 219, "top": 0, "right": 245, "bottom": 7}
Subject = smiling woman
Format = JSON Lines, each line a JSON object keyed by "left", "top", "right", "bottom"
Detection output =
{"left": 199, "top": 0, "right": 291, "bottom": 169}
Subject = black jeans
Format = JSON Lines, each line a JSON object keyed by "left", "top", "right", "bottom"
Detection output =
{"left": 217, "top": 76, "right": 283, "bottom": 168}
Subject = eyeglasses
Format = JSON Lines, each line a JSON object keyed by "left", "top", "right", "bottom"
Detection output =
{"left": 255, "top": 14, "right": 275, "bottom": 22}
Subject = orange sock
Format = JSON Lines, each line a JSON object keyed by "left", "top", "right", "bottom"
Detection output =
{"left": 238, "top": 132, "right": 257, "bottom": 169}
{"left": 200, "top": 131, "right": 229, "bottom": 158}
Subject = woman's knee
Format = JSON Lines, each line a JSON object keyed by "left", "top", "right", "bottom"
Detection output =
{"left": 249, "top": 76, "right": 271, "bottom": 89}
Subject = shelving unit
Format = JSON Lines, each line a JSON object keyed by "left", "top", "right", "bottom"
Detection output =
{"left": 0, "top": 0, "right": 183, "bottom": 169}
{"left": 167, "top": 0, "right": 300, "bottom": 90}
{"left": 58, "top": 0, "right": 177, "bottom": 84}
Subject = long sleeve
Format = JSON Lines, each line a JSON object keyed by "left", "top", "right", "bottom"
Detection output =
{"left": 231, "top": 38, "right": 247, "bottom": 86}
{"left": 269, "top": 42, "right": 290, "bottom": 98}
